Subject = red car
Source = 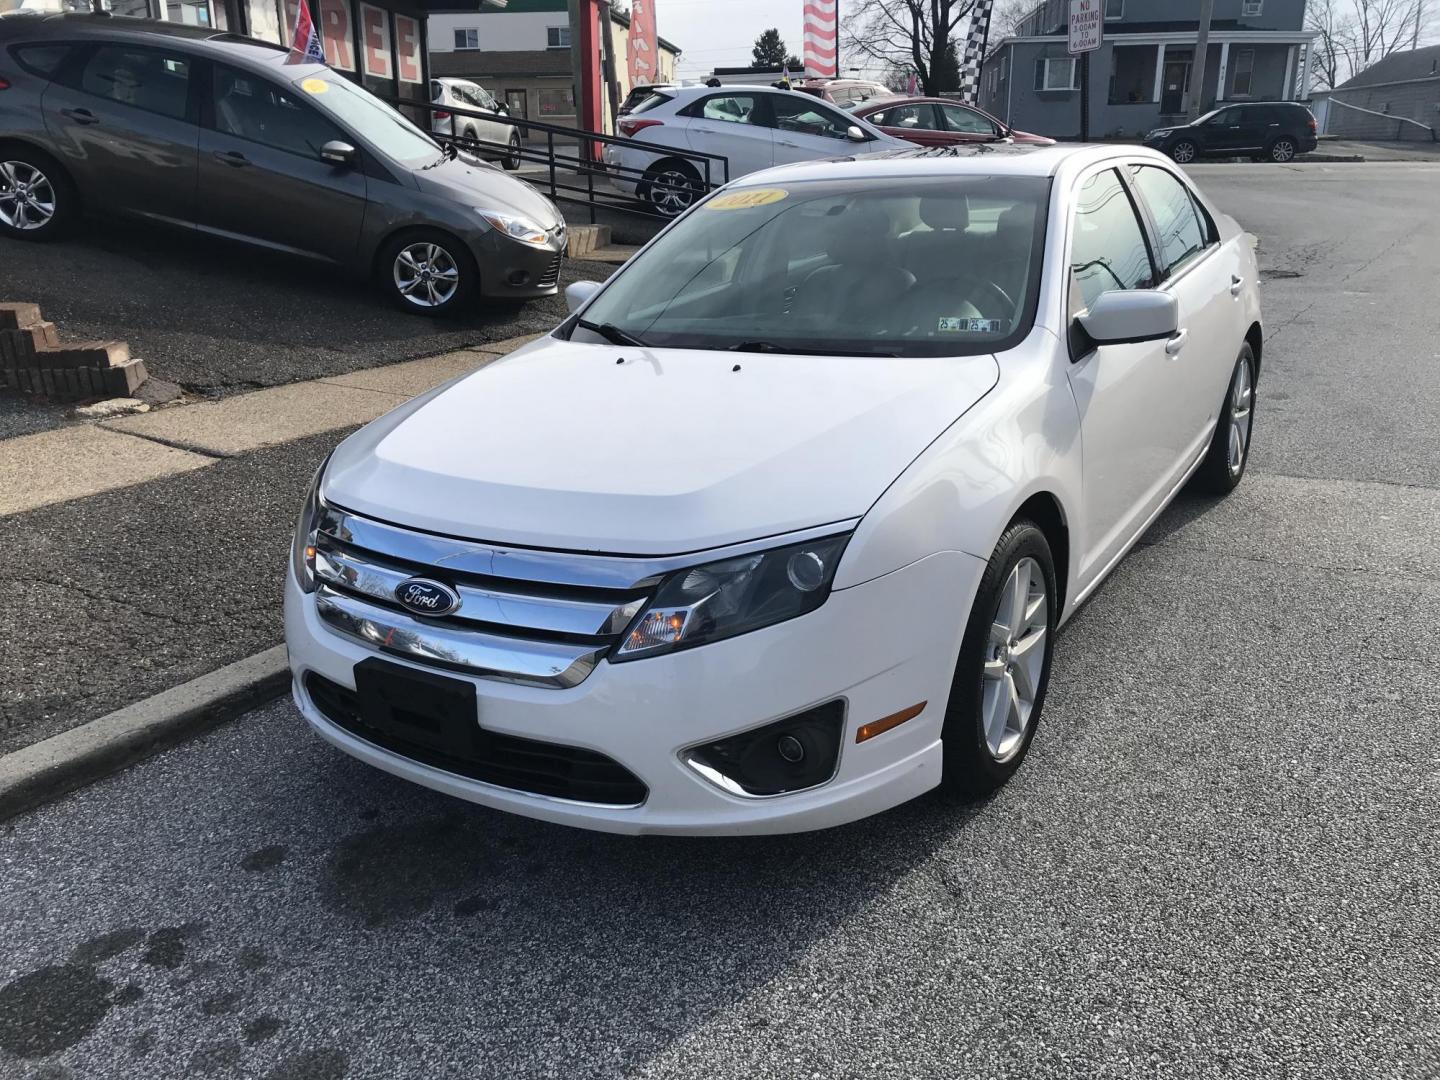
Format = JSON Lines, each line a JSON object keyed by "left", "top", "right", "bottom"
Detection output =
{"left": 850, "top": 97, "right": 1055, "bottom": 148}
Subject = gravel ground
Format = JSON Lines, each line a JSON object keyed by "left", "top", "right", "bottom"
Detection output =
{"left": 0, "top": 163, "right": 1437, "bottom": 1079}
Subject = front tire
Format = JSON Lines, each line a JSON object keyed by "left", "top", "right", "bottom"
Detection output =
{"left": 503, "top": 132, "right": 522, "bottom": 171}
{"left": 941, "top": 521, "right": 1057, "bottom": 798}
{"left": 1192, "top": 343, "right": 1257, "bottom": 494}
{"left": 1169, "top": 139, "right": 1198, "bottom": 165}
{"left": 378, "top": 230, "right": 477, "bottom": 316}
{"left": 0, "top": 149, "right": 74, "bottom": 240}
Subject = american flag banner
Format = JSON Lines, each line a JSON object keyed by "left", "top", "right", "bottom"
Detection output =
{"left": 803, "top": 0, "right": 838, "bottom": 79}
{"left": 289, "top": 0, "right": 326, "bottom": 63}
{"left": 959, "top": 0, "right": 995, "bottom": 103}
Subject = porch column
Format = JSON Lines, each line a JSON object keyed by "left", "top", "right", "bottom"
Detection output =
{"left": 1281, "top": 44, "right": 1296, "bottom": 100}
{"left": 1299, "top": 40, "right": 1315, "bottom": 99}
{"left": 1152, "top": 44, "right": 1166, "bottom": 103}
{"left": 1216, "top": 41, "right": 1230, "bottom": 101}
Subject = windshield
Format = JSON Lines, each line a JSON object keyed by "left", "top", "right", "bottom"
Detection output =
{"left": 293, "top": 70, "right": 442, "bottom": 165}
{"left": 1193, "top": 107, "right": 1226, "bottom": 125}
{"left": 573, "top": 175, "right": 1050, "bottom": 358}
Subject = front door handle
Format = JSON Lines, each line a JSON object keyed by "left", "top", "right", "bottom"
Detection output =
{"left": 212, "top": 150, "right": 250, "bottom": 167}
{"left": 60, "top": 107, "right": 99, "bottom": 125}
{"left": 1230, "top": 274, "right": 1245, "bottom": 296}
{"left": 1165, "top": 329, "right": 1189, "bottom": 355}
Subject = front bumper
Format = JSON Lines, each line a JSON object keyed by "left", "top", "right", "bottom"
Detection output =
{"left": 284, "top": 549, "right": 983, "bottom": 835}
{"left": 465, "top": 228, "right": 566, "bottom": 299}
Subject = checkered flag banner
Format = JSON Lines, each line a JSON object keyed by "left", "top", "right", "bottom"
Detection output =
{"left": 959, "top": 0, "right": 995, "bottom": 104}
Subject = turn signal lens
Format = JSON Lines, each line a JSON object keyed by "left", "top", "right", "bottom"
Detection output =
{"left": 856, "top": 702, "right": 926, "bottom": 743}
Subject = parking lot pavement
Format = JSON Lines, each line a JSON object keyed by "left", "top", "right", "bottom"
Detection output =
{"left": 0, "top": 216, "right": 613, "bottom": 402}
{"left": 0, "top": 163, "right": 1437, "bottom": 1078}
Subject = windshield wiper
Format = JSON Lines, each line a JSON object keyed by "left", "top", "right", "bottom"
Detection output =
{"left": 576, "top": 318, "right": 648, "bottom": 348}
{"left": 728, "top": 340, "right": 897, "bottom": 358}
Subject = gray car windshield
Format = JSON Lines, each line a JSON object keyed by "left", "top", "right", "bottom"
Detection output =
{"left": 293, "top": 70, "right": 442, "bottom": 165}
{"left": 572, "top": 175, "right": 1050, "bottom": 358}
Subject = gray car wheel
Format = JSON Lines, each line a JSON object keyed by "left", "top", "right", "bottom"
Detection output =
{"left": 1268, "top": 136, "right": 1297, "bottom": 162}
{"left": 1170, "top": 139, "right": 1198, "bottom": 165}
{"left": 642, "top": 161, "right": 701, "bottom": 217}
{"left": 0, "top": 153, "right": 72, "bottom": 240}
{"left": 504, "top": 132, "right": 522, "bottom": 171}
{"left": 380, "top": 232, "right": 476, "bottom": 316}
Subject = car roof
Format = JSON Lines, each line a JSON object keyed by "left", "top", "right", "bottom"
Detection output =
{"left": 723, "top": 142, "right": 1176, "bottom": 185}
{"left": 0, "top": 13, "right": 323, "bottom": 74}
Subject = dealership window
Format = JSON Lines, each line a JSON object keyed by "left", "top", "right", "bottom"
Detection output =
{"left": 537, "top": 86, "right": 574, "bottom": 116}
{"left": 453, "top": 27, "right": 479, "bottom": 49}
{"left": 1230, "top": 48, "right": 1255, "bottom": 96}
{"left": 546, "top": 25, "right": 570, "bottom": 49}
{"left": 1036, "top": 56, "right": 1078, "bottom": 91}
{"left": 1105, "top": 0, "right": 1122, "bottom": 17}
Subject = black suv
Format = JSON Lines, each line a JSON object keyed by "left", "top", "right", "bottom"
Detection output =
{"left": 1143, "top": 102, "right": 1318, "bottom": 164}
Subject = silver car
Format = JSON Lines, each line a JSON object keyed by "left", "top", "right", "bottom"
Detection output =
{"left": 429, "top": 77, "right": 521, "bottom": 171}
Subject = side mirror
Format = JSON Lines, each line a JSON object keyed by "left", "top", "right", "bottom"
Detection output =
{"left": 495, "top": 104, "right": 509, "bottom": 116}
{"left": 1076, "top": 290, "right": 1178, "bottom": 346}
{"left": 319, "top": 140, "right": 357, "bottom": 167}
{"left": 845, "top": 125, "right": 868, "bottom": 142}
{"left": 565, "top": 280, "right": 602, "bottom": 314}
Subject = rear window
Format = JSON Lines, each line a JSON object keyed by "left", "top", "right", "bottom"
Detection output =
{"left": 10, "top": 43, "right": 74, "bottom": 79}
{"left": 629, "top": 91, "right": 673, "bottom": 116}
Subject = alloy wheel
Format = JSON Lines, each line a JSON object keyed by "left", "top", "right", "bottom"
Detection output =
{"left": 981, "top": 556, "right": 1048, "bottom": 762}
{"left": 507, "top": 134, "right": 522, "bottom": 169}
{"left": 1172, "top": 141, "right": 1197, "bottom": 164}
{"left": 0, "top": 160, "right": 56, "bottom": 231}
{"left": 649, "top": 169, "right": 697, "bottom": 216}
{"left": 1227, "top": 357, "right": 1254, "bottom": 476}
{"left": 1271, "top": 138, "right": 1296, "bottom": 162}
{"left": 393, "top": 242, "right": 460, "bottom": 308}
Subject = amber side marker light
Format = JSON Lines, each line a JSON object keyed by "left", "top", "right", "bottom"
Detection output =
{"left": 856, "top": 702, "right": 926, "bottom": 743}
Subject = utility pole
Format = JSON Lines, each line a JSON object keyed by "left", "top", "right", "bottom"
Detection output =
{"left": 598, "top": 0, "right": 621, "bottom": 131}
{"left": 1415, "top": 1, "right": 1425, "bottom": 50}
{"left": 1186, "top": 0, "right": 1214, "bottom": 122}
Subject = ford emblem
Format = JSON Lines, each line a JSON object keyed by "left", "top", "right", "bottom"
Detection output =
{"left": 394, "top": 577, "right": 460, "bottom": 618}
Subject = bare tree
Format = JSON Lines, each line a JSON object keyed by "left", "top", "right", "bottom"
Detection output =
{"left": 1305, "top": 0, "right": 1352, "bottom": 90}
{"left": 1305, "top": 0, "right": 1438, "bottom": 89}
{"left": 842, "top": 0, "right": 979, "bottom": 95}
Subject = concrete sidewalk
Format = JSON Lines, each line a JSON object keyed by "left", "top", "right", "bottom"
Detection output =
{"left": 1314, "top": 137, "right": 1440, "bottom": 162}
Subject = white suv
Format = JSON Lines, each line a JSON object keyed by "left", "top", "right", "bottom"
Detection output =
{"left": 430, "top": 77, "right": 522, "bottom": 171}
{"left": 604, "top": 85, "right": 905, "bottom": 215}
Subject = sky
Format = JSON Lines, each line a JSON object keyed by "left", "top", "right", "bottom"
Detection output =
{"left": 657, "top": 0, "right": 810, "bottom": 81}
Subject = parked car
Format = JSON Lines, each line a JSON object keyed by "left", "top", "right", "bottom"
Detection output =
{"left": 429, "top": 76, "right": 521, "bottom": 170}
{"left": 605, "top": 84, "right": 906, "bottom": 215}
{"left": 1143, "top": 101, "right": 1318, "bottom": 163}
{"left": 618, "top": 82, "right": 673, "bottom": 116}
{"left": 794, "top": 77, "right": 896, "bottom": 108}
{"left": 852, "top": 95, "right": 1055, "bottom": 147}
{"left": 0, "top": 13, "right": 564, "bottom": 313}
{"left": 285, "top": 143, "right": 1263, "bottom": 835}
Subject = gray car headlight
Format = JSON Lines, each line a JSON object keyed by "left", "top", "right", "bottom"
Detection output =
{"left": 475, "top": 208, "right": 550, "bottom": 247}
{"left": 613, "top": 534, "right": 851, "bottom": 661}
{"left": 290, "top": 455, "right": 331, "bottom": 594}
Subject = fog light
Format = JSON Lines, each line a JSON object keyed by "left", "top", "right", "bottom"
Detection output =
{"left": 508, "top": 269, "right": 530, "bottom": 286}
{"left": 683, "top": 701, "right": 844, "bottom": 797}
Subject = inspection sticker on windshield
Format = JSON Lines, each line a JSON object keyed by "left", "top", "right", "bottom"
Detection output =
{"left": 300, "top": 78, "right": 329, "bottom": 95}
{"left": 939, "top": 317, "right": 1005, "bottom": 333}
{"left": 704, "top": 188, "right": 788, "bottom": 211}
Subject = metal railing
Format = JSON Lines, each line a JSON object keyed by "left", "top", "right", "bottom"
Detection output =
{"left": 391, "top": 97, "right": 732, "bottom": 223}
{"left": 1325, "top": 96, "right": 1437, "bottom": 141}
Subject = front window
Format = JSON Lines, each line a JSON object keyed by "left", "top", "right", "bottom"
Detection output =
{"left": 215, "top": 66, "right": 342, "bottom": 158}
{"left": 1230, "top": 48, "right": 1255, "bottom": 96}
{"left": 570, "top": 175, "right": 1051, "bottom": 358}
{"left": 1127, "top": 165, "right": 1208, "bottom": 275}
{"left": 546, "top": 25, "right": 570, "bottom": 49}
{"left": 291, "top": 69, "right": 440, "bottom": 166}
{"left": 1038, "top": 57, "right": 1078, "bottom": 91}
{"left": 453, "top": 28, "right": 479, "bottom": 50}
{"left": 941, "top": 103, "right": 999, "bottom": 135}
{"left": 768, "top": 95, "right": 856, "bottom": 140}
{"left": 1069, "top": 168, "right": 1154, "bottom": 311}
{"left": 868, "top": 103, "right": 939, "bottom": 131}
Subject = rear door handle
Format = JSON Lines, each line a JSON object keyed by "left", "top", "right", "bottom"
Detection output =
{"left": 1230, "top": 274, "right": 1245, "bottom": 296}
{"left": 60, "top": 107, "right": 99, "bottom": 125}
{"left": 1165, "top": 329, "right": 1189, "bottom": 355}
{"left": 212, "top": 150, "right": 250, "bottom": 167}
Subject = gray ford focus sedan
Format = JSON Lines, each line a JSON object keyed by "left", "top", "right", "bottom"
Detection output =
{"left": 0, "top": 13, "right": 566, "bottom": 314}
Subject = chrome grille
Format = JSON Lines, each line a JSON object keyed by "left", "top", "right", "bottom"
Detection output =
{"left": 538, "top": 252, "right": 563, "bottom": 288}
{"left": 311, "top": 505, "right": 652, "bottom": 689}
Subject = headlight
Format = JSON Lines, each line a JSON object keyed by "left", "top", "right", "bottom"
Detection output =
{"left": 475, "top": 209, "right": 550, "bottom": 247}
{"left": 290, "top": 455, "right": 330, "bottom": 593}
{"left": 613, "top": 534, "right": 851, "bottom": 661}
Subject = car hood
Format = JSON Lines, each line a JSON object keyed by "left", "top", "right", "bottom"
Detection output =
{"left": 411, "top": 152, "right": 563, "bottom": 229}
{"left": 323, "top": 338, "right": 1000, "bottom": 555}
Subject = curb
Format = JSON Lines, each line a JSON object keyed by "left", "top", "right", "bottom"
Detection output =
{"left": 0, "top": 646, "right": 289, "bottom": 822}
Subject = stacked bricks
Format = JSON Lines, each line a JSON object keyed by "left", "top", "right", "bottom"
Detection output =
{"left": 0, "top": 302, "right": 148, "bottom": 402}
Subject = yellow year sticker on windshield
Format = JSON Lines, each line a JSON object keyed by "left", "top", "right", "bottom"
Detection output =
{"left": 704, "top": 188, "right": 788, "bottom": 211}
{"left": 300, "top": 78, "right": 329, "bottom": 95}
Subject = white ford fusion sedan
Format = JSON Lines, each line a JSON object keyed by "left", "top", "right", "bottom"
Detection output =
{"left": 285, "top": 143, "right": 1262, "bottom": 835}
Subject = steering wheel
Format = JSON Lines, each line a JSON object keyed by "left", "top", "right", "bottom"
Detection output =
{"left": 899, "top": 272, "right": 1017, "bottom": 336}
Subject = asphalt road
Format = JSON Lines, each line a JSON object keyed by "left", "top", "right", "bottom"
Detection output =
{"left": 2, "top": 163, "right": 1438, "bottom": 1079}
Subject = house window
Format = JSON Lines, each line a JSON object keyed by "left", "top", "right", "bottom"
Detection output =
{"left": 1231, "top": 48, "right": 1255, "bottom": 96}
{"left": 1105, "top": 0, "right": 1123, "bottom": 18}
{"left": 453, "top": 28, "right": 479, "bottom": 50}
{"left": 546, "top": 26, "right": 570, "bottom": 49}
{"left": 1241, "top": 0, "right": 1263, "bottom": 15}
{"left": 1000, "top": 53, "right": 1008, "bottom": 80}
{"left": 1037, "top": 56, "right": 1079, "bottom": 91}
